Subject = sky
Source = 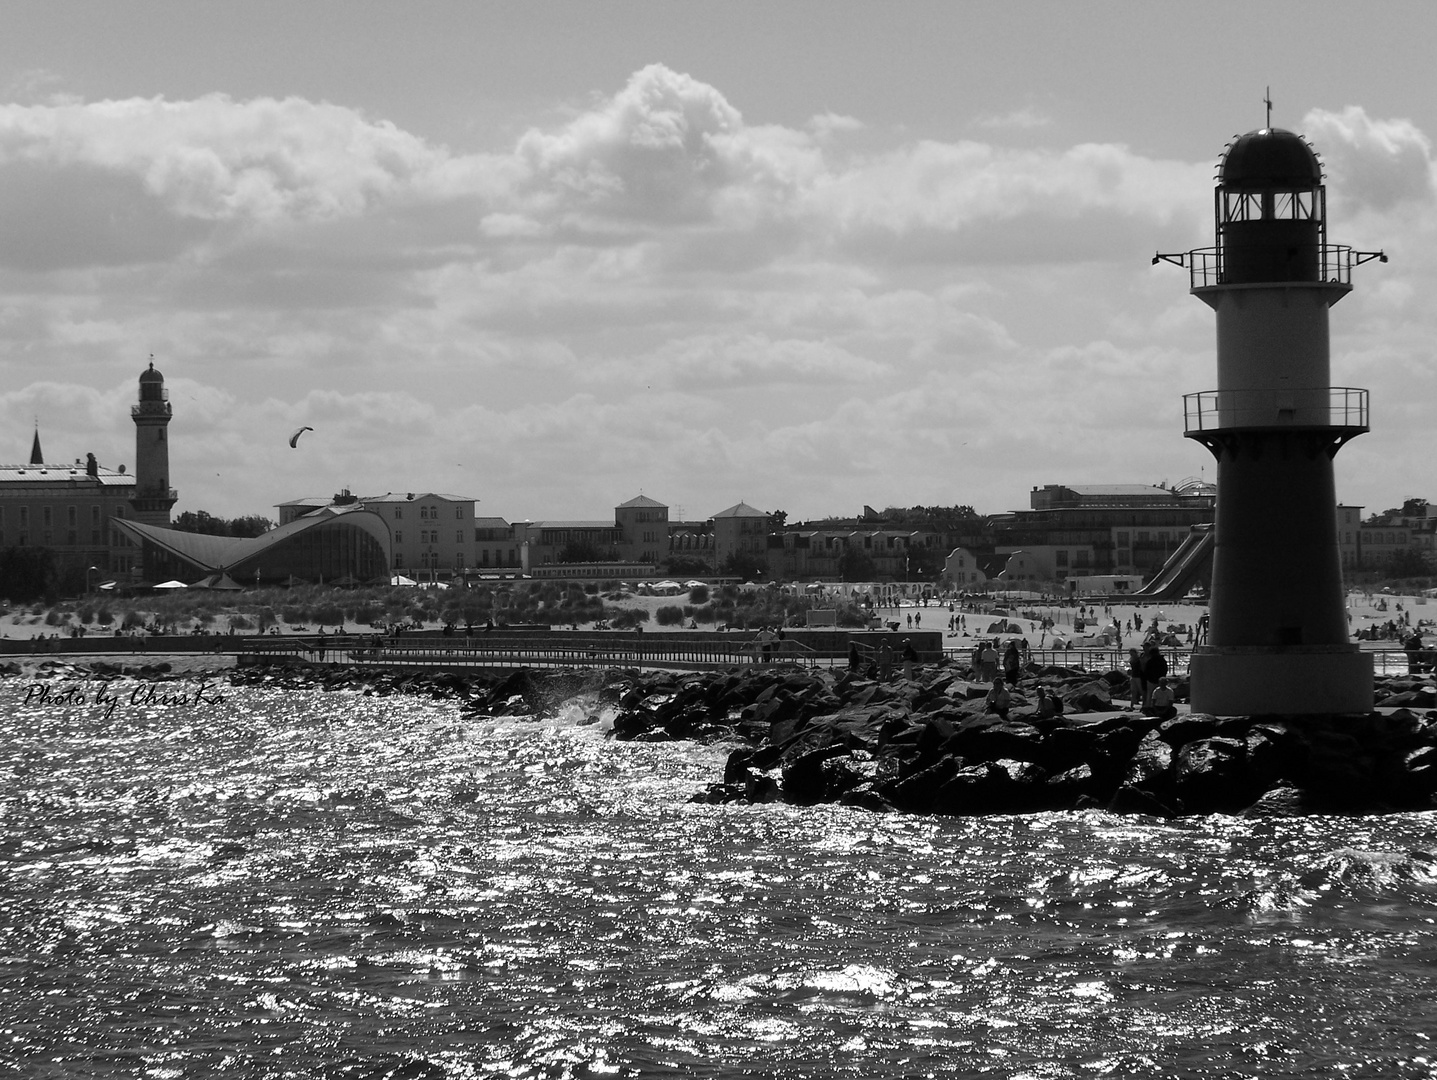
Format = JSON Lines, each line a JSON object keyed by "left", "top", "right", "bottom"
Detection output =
{"left": 1, "top": 1, "right": 1433, "bottom": 525}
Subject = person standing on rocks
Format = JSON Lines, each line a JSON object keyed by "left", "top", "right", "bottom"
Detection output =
{"left": 979, "top": 640, "right": 999, "bottom": 682}
{"left": 901, "top": 638, "right": 918, "bottom": 680}
{"left": 878, "top": 640, "right": 894, "bottom": 681}
{"left": 1003, "top": 640, "right": 1021, "bottom": 686}
{"left": 1141, "top": 644, "right": 1168, "bottom": 710}
{"left": 1127, "top": 648, "right": 1144, "bottom": 711}
{"left": 1405, "top": 628, "right": 1427, "bottom": 675}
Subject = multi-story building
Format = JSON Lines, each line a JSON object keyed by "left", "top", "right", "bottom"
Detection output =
{"left": 614, "top": 496, "right": 669, "bottom": 564}
{"left": 1356, "top": 499, "right": 1437, "bottom": 572}
{"left": 360, "top": 492, "right": 474, "bottom": 575}
{"left": 712, "top": 502, "right": 771, "bottom": 572}
{"left": 993, "top": 482, "right": 1216, "bottom": 583}
{"left": 942, "top": 546, "right": 990, "bottom": 589}
{"left": 769, "top": 526, "right": 943, "bottom": 582}
{"left": 473, "top": 517, "right": 521, "bottom": 572}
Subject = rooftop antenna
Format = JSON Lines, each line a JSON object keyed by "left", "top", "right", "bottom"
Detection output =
{"left": 1264, "top": 86, "right": 1273, "bottom": 129}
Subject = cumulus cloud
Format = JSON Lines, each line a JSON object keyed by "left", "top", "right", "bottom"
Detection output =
{"left": 511, "top": 63, "right": 820, "bottom": 233}
{"left": 0, "top": 94, "right": 472, "bottom": 224}
{"left": 1304, "top": 105, "right": 1436, "bottom": 214}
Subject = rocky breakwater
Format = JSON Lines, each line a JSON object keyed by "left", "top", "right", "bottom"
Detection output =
{"left": 215, "top": 659, "right": 1437, "bottom": 816}
{"left": 594, "top": 663, "right": 1437, "bottom": 817}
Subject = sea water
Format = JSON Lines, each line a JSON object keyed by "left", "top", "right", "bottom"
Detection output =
{"left": 3, "top": 679, "right": 1437, "bottom": 1078}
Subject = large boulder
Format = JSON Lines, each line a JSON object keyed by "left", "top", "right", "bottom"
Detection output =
{"left": 1062, "top": 680, "right": 1112, "bottom": 714}
{"left": 885, "top": 755, "right": 962, "bottom": 813}
{"left": 780, "top": 743, "right": 854, "bottom": 805}
{"left": 930, "top": 762, "right": 1011, "bottom": 816}
{"left": 1173, "top": 736, "right": 1251, "bottom": 814}
{"left": 946, "top": 719, "right": 1048, "bottom": 764}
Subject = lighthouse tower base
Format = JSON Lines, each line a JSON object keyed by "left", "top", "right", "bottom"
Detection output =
{"left": 1189, "top": 645, "right": 1373, "bottom": 716}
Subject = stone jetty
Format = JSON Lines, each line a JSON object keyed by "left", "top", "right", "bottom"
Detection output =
{"left": 590, "top": 662, "right": 1437, "bottom": 817}
{"left": 224, "top": 658, "right": 1437, "bottom": 816}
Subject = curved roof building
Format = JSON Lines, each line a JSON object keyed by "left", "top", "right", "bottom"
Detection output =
{"left": 113, "top": 505, "right": 391, "bottom": 586}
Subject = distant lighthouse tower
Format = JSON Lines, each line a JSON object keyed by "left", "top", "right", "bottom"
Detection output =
{"left": 130, "top": 360, "right": 177, "bottom": 526}
{"left": 1158, "top": 122, "right": 1385, "bottom": 715}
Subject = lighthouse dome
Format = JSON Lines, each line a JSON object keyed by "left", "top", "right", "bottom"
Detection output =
{"left": 139, "top": 362, "right": 164, "bottom": 383}
{"left": 1219, "top": 128, "right": 1321, "bottom": 189}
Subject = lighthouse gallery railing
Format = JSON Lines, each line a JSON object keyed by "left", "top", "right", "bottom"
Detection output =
{"left": 1183, "top": 387, "right": 1369, "bottom": 434}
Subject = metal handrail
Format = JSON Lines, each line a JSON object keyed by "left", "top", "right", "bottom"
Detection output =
{"left": 1155, "top": 244, "right": 1385, "bottom": 290}
{"left": 1182, "top": 387, "right": 1369, "bottom": 433}
{"left": 1181, "top": 244, "right": 1357, "bottom": 289}
{"left": 340, "top": 637, "right": 818, "bottom": 672}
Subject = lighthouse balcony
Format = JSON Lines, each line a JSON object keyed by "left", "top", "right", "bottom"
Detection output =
{"left": 1180, "top": 244, "right": 1364, "bottom": 290}
{"left": 131, "top": 399, "right": 172, "bottom": 418}
{"left": 1183, "top": 387, "right": 1368, "bottom": 434}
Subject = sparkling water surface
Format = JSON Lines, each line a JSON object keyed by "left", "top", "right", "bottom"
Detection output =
{"left": 3, "top": 678, "right": 1437, "bottom": 1078}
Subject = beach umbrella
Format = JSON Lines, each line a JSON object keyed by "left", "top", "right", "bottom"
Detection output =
{"left": 154, "top": 579, "right": 188, "bottom": 590}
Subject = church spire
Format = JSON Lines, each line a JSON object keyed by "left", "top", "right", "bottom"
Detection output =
{"left": 29, "top": 425, "right": 42, "bottom": 465}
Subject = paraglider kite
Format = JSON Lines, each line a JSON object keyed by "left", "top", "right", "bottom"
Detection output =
{"left": 288, "top": 426, "right": 313, "bottom": 448}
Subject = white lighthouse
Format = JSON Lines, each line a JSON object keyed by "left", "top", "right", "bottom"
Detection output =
{"left": 1158, "top": 125, "right": 1385, "bottom": 715}
{"left": 130, "top": 361, "right": 178, "bottom": 526}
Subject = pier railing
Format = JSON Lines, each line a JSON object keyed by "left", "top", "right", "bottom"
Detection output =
{"left": 337, "top": 636, "right": 822, "bottom": 672}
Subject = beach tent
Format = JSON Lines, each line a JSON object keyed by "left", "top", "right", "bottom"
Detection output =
{"left": 154, "top": 579, "right": 189, "bottom": 590}
{"left": 390, "top": 574, "right": 417, "bottom": 586}
{"left": 986, "top": 619, "right": 1024, "bottom": 634}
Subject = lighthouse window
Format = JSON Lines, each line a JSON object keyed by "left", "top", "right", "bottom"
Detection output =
{"left": 1224, "top": 192, "right": 1266, "bottom": 222}
{"left": 1275, "top": 190, "right": 1316, "bottom": 220}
